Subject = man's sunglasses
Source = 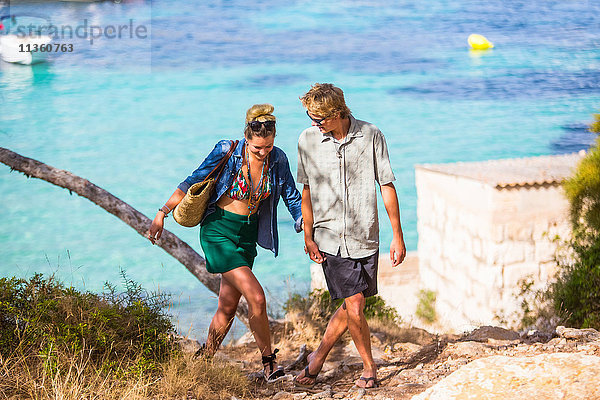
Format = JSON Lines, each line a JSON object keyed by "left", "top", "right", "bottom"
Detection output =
{"left": 306, "top": 111, "right": 327, "bottom": 126}
{"left": 248, "top": 120, "right": 276, "bottom": 132}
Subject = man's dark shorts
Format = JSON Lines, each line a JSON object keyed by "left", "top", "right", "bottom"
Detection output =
{"left": 321, "top": 250, "right": 379, "bottom": 301}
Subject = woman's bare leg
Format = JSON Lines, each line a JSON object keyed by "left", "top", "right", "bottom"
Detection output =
{"left": 205, "top": 276, "right": 242, "bottom": 356}
{"left": 221, "top": 266, "right": 273, "bottom": 357}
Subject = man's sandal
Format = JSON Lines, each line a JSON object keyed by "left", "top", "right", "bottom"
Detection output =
{"left": 357, "top": 376, "right": 379, "bottom": 389}
{"left": 293, "top": 365, "right": 321, "bottom": 388}
{"left": 262, "top": 349, "right": 285, "bottom": 384}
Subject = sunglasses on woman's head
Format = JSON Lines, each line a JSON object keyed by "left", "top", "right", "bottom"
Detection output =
{"left": 248, "top": 120, "right": 276, "bottom": 131}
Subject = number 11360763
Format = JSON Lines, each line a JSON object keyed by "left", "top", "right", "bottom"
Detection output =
{"left": 19, "top": 43, "right": 73, "bottom": 53}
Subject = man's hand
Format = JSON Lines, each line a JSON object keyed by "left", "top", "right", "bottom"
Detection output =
{"left": 305, "top": 239, "right": 326, "bottom": 264}
{"left": 390, "top": 236, "right": 406, "bottom": 267}
{"left": 380, "top": 182, "right": 406, "bottom": 267}
{"left": 301, "top": 185, "right": 325, "bottom": 263}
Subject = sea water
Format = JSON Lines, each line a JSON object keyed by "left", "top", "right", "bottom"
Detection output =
{"left": 1, "top": 0, "right": 599, "bottom": 340}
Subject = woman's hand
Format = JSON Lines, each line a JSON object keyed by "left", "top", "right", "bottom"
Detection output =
{"left": 147, "top": 212, "right": 165, "bottom": 245}
{"left": 147, "top": 189, "right": 186, "bottom": 245}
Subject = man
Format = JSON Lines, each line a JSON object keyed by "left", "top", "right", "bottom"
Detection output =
{"left": 295, "top": 83, "right": 406, "bottom": 389}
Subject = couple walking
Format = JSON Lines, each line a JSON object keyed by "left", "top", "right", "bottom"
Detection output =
{"left": 147, "top": 83, "right": 406, "bottom": 388}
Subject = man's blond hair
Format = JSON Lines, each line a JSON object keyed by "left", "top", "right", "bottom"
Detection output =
{"left": 300, "top": 83, "right": 351, "bottom": 119}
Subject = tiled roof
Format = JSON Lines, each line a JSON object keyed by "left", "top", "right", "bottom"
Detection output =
{"left": 415, "top": 152, "right": 585, "bottom": 188}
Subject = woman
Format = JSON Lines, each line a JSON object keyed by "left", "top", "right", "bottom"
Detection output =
{"left": 147, "top": 104, "right": 302, "bottom": 383}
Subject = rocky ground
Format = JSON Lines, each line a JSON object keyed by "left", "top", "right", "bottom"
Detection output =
{"left": 188, "top": 324, "right": 600, "bottom": 400}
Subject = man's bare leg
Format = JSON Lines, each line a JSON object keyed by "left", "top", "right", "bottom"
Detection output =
{"left": 345, "top": 292, "right": 377, "bottom": 388}
{"left": 295, "top": 302, "right": 348, "bottom": 385}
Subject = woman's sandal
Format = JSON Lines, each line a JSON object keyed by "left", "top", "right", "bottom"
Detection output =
{"left": 357, "top": 376, "right": 379, "bottom": 389}
{"left": 293, "top": 365, "right": 321, "bottom": 388}
{"left": 193, "top": 343, "right": 213, "bottom": 360}
{"left": 262, "top": 349, "right": 285, "bottom": 384}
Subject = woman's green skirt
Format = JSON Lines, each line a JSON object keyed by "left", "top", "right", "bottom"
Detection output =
{"left": 199, "top": 207, "right": 258, "bottom": 274}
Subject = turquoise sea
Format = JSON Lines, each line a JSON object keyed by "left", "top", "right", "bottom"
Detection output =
{"left": 1, "top": 0, "right": 599, "bottom": 340}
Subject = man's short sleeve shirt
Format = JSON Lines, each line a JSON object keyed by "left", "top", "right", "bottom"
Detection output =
{"left": 297, "top": 115, "right": 395, "bottom": 258}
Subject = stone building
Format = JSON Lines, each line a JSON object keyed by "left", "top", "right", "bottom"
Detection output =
{"left": 414, "top": 152, "right": 583, "bottom": 332}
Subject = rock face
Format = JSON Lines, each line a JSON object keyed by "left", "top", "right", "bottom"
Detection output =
{"left": 440, "top": 341, "right": 490, "bottom": 359}
{"left": 411, "top": 352, "right": 600, "bottom": 400}
{"left": 556, "top": 325, "right": 600, "bottom": 342}
{"left": 461, "top": 325, "right": 520, "bottom": 342}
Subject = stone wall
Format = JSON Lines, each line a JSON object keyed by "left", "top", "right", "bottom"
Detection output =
{"left": 415, "top": 167, "right": 571, "bottom": 332}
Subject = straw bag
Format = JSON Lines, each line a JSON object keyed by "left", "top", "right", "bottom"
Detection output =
{"left": 173, "top": 140, "right": 239, "bottom": 227}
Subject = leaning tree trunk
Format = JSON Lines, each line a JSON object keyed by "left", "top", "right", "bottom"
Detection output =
{"left": 0, "top": 147, "right": 251, "bottom": 326}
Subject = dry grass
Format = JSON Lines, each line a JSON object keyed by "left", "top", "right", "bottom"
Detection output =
{"left": 0, "top": 348, "right": 250, "bottom": 400}
{"left": 158, "top": 353, "right": 249, "bottom": 400}
{"left": 283, "top": 289, "right": 345, "bottom": 348}
{"left": 283, "top": 309, "right": 332, "bottom": 349}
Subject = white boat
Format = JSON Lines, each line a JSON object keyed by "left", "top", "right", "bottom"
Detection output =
{"left": 0, "top": 15, "right": 53, "bottom": 65}
{"left": 0, "top": 33, "right": 52, "bottom": 65}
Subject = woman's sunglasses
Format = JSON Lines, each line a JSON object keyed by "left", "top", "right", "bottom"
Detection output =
{"left": 306, "top": 111, "right": 327, "bottom": 126}
{"left": 248, "top": 120, "right": 276, "bottom": 132}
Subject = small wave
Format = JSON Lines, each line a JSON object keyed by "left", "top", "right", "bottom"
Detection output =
{"left": 551, "top": 123, "right": 598, "bottom": 154}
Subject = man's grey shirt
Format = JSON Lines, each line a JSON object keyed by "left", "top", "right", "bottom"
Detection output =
{"left": 297, "top": 115, "right": 396, "bottom": 259}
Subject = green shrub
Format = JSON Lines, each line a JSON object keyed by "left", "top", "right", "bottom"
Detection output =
{"left": 416, "top": 289, "right": 437, "bottom": 324}
{"left": 364, "top": 294, "right": 401, "bottom": 321}
{"left": 552, "top": 235, "right": 600, "bottom": 329}
{"left": 502, "top": 275, "right": 556, "bottom": 331}
{"left": 285, "top": 289, "right": 399, "bottom": 322}
{"left": 552, "top": 122, "right": 600, "bottom": 330}
{"left": 589, "top": 112, "right": 600, "bottom": 137}
{"left": 284, "top": 289, "right": 342, "bottom": 323}
{"left": 563, "top": 135, "right": 600, "bottom": 235}
{"left": 0, "top": 272, "right": 176, "bottom": 376}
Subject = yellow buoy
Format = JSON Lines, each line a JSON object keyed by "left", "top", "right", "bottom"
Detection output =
{"left": 468, "top": 34, "right": 494, "bottom": 50}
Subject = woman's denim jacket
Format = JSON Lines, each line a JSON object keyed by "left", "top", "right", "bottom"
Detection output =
{"left": 177, "top": 139, "right": 302, "bottom": 257}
